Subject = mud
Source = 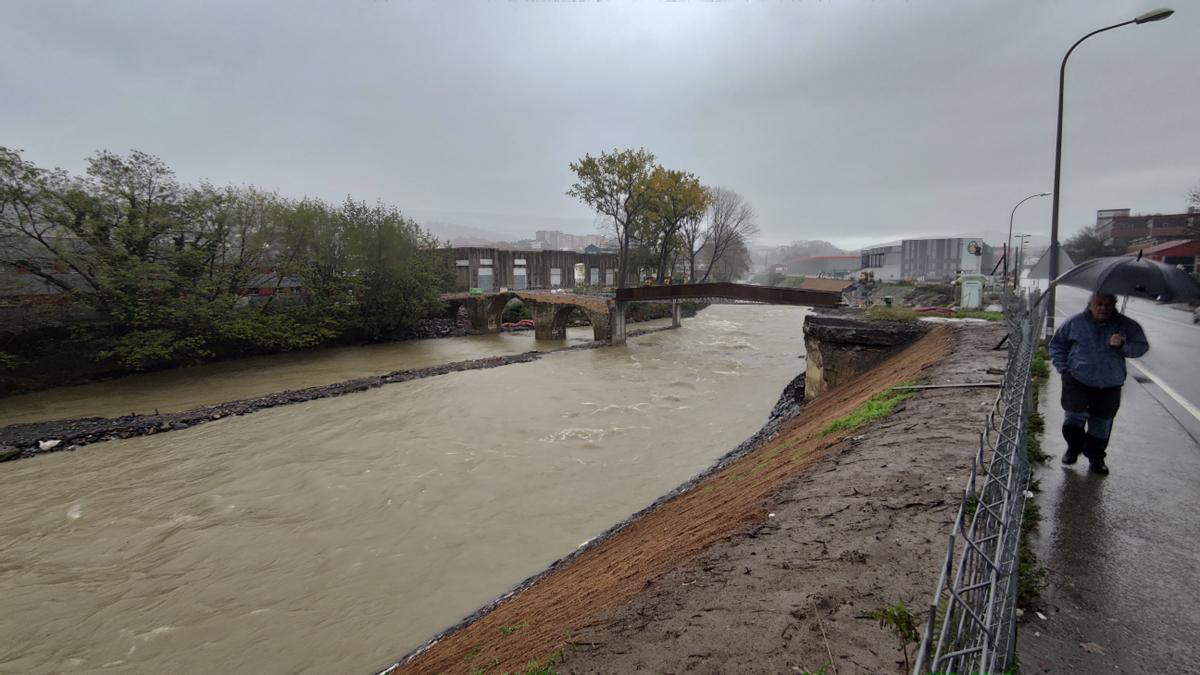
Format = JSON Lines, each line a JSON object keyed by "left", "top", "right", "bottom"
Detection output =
{"left": 560, "top": 323, "right": 1005, "bottom": 674}
{"left": 382, "top": 324, "right": 998, "bottom": 674}
{"left": 0, "top": 326, "right": 672, "bottom": 461}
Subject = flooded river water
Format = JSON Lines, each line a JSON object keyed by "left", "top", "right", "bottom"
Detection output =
{"left": 0, "top": 305, "right": 808, "bottom": 674}
{"left": 0, "top": 328, "right": 604, "bottom": 427}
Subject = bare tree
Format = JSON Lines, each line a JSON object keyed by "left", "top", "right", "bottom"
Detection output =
{"left": 1188, "top": 180, "right": 1200, "bottom": 238}
{"left": 694, "top": 187, "right": 758, "bottom": 282}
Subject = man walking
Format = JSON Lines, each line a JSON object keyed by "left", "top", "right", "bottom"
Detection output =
{"left": 1049, "top": 293, "right": 1149, "bottom": 475}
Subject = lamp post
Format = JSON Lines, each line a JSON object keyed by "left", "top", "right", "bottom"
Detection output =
{"left": 1014, "top": 234, "right": 1032, "bottom": 289}
{"left": 1007, "top": 192, "right": 1051, "bottom": 288}
{"left": 1045, "top": 7, "right": 1174, "bottom": 338}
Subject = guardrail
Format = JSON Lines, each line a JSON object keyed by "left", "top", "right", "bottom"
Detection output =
{"left": 912, "top": 289, "right": 1045, "bottom": 674}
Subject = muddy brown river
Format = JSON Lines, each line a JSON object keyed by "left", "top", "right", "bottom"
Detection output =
{"left": 0, "top": 306, "right": 808, "bottom": 674}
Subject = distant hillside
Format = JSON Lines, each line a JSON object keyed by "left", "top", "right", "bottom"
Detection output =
{"left": 784, "top": 240, "right": 848, "bottom": 257}
{"left": 421, "top": 220, "right": 512, "bottom": 247}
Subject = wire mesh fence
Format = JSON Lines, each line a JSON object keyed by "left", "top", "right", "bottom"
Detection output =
{"left": 912, "top": 289, "right": 1045, "bottom": 674}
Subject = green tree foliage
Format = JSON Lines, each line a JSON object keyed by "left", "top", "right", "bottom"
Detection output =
{"left": 1, "top": 147, "right": 448, "bottom": 373}
{"left": 642, "top": 168, "right": 709, "bottom": 283}
{"left": 568, "top": 151, "right": 758, "bottom": 286}
{"left": 567, "top": 148, "right": 658, "bottom": 288}
{"left": 1062, "top": 224, "right": 1125, "bottom": 263}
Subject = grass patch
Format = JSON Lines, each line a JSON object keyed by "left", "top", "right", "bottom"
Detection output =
{"left": 821, "top": 383, "right": 915, "bottom": 436}
{"left": 1018, "top": 341, "right": 1050, "bottom": 613}
{"left": 522, "top": 648, "right": 565, "bottom": 675}
{"left": 499, "top": 621, "right": 528, "bottom": 635}
{"left": 870, "top": 600, "right": 920, "bottom": 672}
{"left": 964, "top": 493, "right": 979, "bottom": 520}
{"left": 866, "top": 306, "right": 919, "bottom": 321}
{"left": 1017, "top": 532, "right": 1047, "bottom": 611}
{"left": 1031, "top": 346, "right": 1051, "bottom": 380}
{"left": 954, "top": 310, "right": 1004, "bottom": 321}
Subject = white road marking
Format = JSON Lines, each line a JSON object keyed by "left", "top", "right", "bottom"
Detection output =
{"left": 1121, "top": 306, "right": 1199, "bottom": 330}
{"left": 1127, "top": 361, "right": 1200, "bottom": 424}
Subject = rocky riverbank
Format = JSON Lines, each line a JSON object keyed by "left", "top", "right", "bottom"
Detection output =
{"left": 0, "top": 326, "right": 673, "bottom": 462}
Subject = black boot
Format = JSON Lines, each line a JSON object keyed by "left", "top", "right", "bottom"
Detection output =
{"left": 1061, "top": 424, "right": 1087, "bottom": 465}
{"left": 1084, "top": 434, "right": 1110, "bottom": 475}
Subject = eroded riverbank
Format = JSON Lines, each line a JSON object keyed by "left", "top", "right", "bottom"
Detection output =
{"left": 373, "top": 323, "right": 1010, "bottom": 675}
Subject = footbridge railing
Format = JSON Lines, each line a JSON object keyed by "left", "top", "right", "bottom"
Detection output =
{"left": 912, "top": 289, "right": 1045, "bottom": 674}
{"left": 614, "top": 282, "right": 842, "bottom": 307}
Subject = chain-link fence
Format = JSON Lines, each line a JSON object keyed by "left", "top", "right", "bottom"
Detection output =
{"left": 912, "top": 289, "right": 1045, "bottom": 674}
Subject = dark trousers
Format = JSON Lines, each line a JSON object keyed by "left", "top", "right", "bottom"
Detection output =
{"left": 1061, "top": 372, "right": 1122, "bottom": 462}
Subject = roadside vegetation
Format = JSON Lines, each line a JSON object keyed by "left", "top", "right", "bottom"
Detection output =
{"left": 870, "top": 600, "right": 920, "bottom": 672}
{"left": 865, "top": 306, "right": 919, "bottom": 321}
{"left": 821, "top": 383, "right": 915, "bottom": 436}
{"left": 1019, "top": 344, "right": 1052, "bottom": 611}
{"left": 0, "top": 147, "right": 453, "bottom": 392}
{"left": 953, "top": 310, "right": 1003, "bottom": 321}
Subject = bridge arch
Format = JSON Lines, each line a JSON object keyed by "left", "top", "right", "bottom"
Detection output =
{"left": 448, "top": 291, "right": 614, "bottom": 341}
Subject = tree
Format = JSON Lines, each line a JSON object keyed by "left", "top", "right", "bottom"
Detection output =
{"left": 714, "top": 234, "right": 754, "bottom": 282}
{"left": 1, "top": 147, "right": 451, "bottom": 374}
{"left": 1188, "top": 180, "right": 1200, "bottom": 238}
{"left": 567, "top": 148, "right": 657, "bottom": 288}
{"left": 1062, "top": 224, "right": 1124, "bottom": 263}
{"left": 338, "top": 198, "right": 449, "bottom": 341}
{"left": 694, "top": 187, "right": 758, "bottom": 282}
{"left": 643, "top": 168, "right": 709, "bottom": 283}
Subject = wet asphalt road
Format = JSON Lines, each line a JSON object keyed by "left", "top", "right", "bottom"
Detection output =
{"left": 1018, "top": 286, "right": 1200, "bottom": 672}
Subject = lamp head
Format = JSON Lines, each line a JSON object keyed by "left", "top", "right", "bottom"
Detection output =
{"left": 1038, "top": 192, "right": 1052, "bottom": 197}
{"left": 1135, "top": 8, "right": 1174, "bottom": 23}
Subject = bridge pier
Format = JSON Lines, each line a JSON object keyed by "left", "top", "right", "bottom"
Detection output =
{"left": 587, "top": 308, "right": 611, "bottom": 342}
{"left": 671, "top": 301, "right": 681, "bottom": 328}
{"left": 610, "top": 301, "right": 627, "bottom": 346}
{"left": 530, "top": 303, "right": 570, "bottom": 340}
{"left": 463, "top": 298, "right": 501, "bottom": 332}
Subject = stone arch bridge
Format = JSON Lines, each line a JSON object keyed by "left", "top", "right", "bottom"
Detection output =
{"left": 443, "top": 283, "right": 842, "bottom": 345}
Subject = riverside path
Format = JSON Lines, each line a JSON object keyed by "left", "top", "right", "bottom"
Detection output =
{"left": 1018, "top": 285, "right": 1200, "bottom": 672}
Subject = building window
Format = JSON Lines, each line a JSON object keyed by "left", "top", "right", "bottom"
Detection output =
{"left": 513, "top": 266, "right": 528, "bottom": 290}
{"left": 605, "top": 269, "right": 615, "bottom": 286}
{"left": 590, "top": 267, "right": 600, "bottom": 285}
{"left": 550, "top": 268, "right": 561, "bottom": 287}
{"left": 478, "top": 266, "right": 494, "bottom": 291}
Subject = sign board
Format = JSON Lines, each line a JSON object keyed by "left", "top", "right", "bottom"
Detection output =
{"left": 959, "top": 239, "right": 983, "bottom": 275}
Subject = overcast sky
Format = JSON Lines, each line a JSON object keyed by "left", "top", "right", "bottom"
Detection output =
{"left": 3, "top": 1, "right": 1197, "bottom": 250}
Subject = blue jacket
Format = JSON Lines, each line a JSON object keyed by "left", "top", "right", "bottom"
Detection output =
{"left": 1049, "top": 311, "right": 1149, "bottom": 388}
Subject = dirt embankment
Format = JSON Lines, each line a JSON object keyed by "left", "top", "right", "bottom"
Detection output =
{"left": 381, "top": 324, "right": 1006, "bottom": 675}
{"left": 0, "top": 326, "right": 673, "bottom": 462}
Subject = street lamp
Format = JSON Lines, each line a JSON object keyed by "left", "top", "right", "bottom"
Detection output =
{"left": 1045, "top": 7, "right": 1174, "bottom": 337}
{"left": 1013, "top": 234, "right": 1032, "bottom": 289}
{"left": 1006, "top": 192, "right": 1051, "bottom": 288}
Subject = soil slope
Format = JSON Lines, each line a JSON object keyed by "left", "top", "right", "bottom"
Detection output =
{"left": 386, "top": 325, "right": 965, "bottom": 674}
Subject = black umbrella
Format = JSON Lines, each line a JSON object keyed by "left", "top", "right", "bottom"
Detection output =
{"left": 1051, "top": 252, "right": 1200, "bottom": 302}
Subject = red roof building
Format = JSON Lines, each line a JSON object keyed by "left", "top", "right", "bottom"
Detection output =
{"left": 1127, "top": 239, "right": 1200, "bottom": 273}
